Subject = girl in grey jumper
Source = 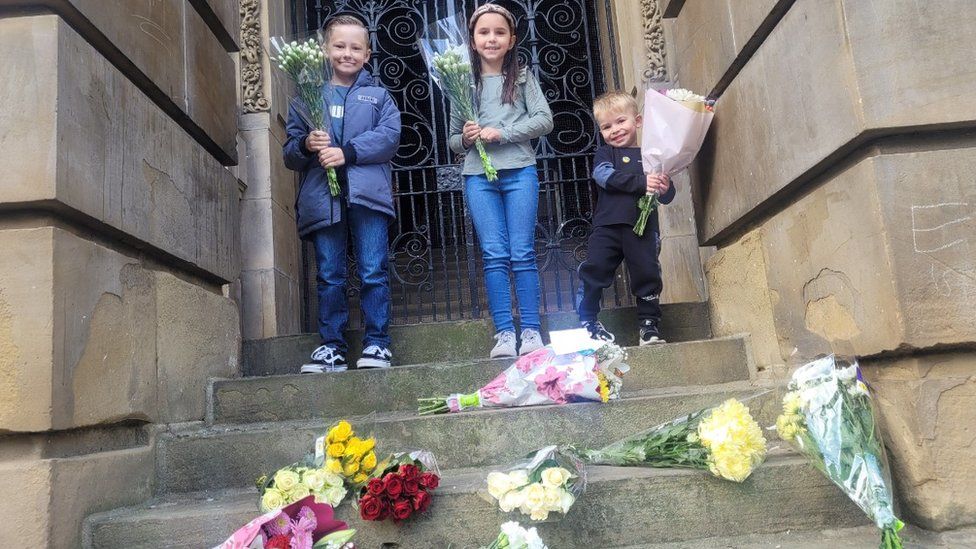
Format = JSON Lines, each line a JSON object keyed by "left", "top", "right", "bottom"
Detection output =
{"left": 449, "top": 4, "right": 554, "bottom": 359}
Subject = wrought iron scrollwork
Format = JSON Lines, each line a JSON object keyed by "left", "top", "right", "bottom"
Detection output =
{"left": 296, "top": 0, "right": 630, "bottom": 327}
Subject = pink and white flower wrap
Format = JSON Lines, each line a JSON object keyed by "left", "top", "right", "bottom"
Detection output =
{"left": 445, "top": 345, "right": 627, "bottom": 412}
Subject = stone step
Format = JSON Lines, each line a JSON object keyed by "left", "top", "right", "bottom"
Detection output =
{"left": 157, "top": 381, "right": 785, "bottom": 494}
{"left": 242, "top": 303, "right": 711, "bottom": 377}
{"left": 86, "top": 455, "right": 867, "bottom": 549}
{"left": 213, "top": 336, "right": 750, "bottom": 424}
{"left": 635, "top": 524, "right": 976, "bottom": 548}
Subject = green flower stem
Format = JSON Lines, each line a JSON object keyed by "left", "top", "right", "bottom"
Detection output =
{"left": 417, "top": 392, "right": 480, "bottom": 415}
{"left": 572, "top": 410, "right": 710, "bottom": 470}
{"left": 485, "top": 533, "right": 509, "bottom": 549}
{"left": 791, "top": 377, "right": 903, "bottom": 548}
{"left": 633, "top": 192, "right": 659, "bottom": 236}
{"left": 327, "top": 167, "right": 340, "bottom": 196}
{"left": 474, "top": 138, "right": 498, "bottom": 181}
{"left": 881, "top": 524, "right": 904, "bottom": 549}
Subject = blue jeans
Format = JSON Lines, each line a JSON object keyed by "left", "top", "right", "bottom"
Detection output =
{"left": 464, "top": 166, "right": 542, "bottom": 333}
{"left": 310, "top": 204, "right": 391, "bottom": 352}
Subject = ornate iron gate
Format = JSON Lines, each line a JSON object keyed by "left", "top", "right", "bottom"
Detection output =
{"left": 293, "top": 0, "right": 635, "bottom": 329}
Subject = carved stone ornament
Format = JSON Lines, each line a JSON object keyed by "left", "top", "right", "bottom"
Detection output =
{"left": 640, "top": 0, "right": 667, "bottom": 83}
{"left": 241, "top": 0, "right": 270, "bottom": 112}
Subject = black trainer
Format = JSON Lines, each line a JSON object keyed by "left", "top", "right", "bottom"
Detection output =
{"left": 581, "top": 320, "right": 615, "bottom": 342}
{"left": 639, "top": 319, "right": 666, "bottom": 346}
{"left": 357, "top": 345, "right": 392, "bottom": 369}
{"left": 300, "top": 345, "right": 348, "bottom": 373}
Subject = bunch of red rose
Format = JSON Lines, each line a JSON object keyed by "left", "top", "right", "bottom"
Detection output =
{"left": 358, "top": 462, "right": 439, "bottom": 522}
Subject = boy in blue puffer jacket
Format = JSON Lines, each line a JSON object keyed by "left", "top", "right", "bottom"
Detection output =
{"left": 283, "top": 15, "right": 401, "bottom": 373}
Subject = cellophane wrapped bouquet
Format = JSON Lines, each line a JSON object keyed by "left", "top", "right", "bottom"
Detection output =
{"left": 483, "top": 521, "right": 549, "bottom": 549}
{"left": 775, "top": 356, "right": 905, "bottom": 549}
{"left": 419, "top": 13, "right": 498, "bottom": 180}
{"left": 214, "top": 495, "right": 356, "bottom": 549}
{"left": 571, "top": 397, "right": 767, "bottom": 483}
{"left": 485, "top": 446, "right": 585, "bottom": 521}
{"left": 634, "top": 87, "right": 715, "bottom": 235}
{"left": 418, "top": 343, "right": 628, "bottom": 414}
{"left": 269, "top": 35, "right": 340, "bottom": 196}
{"left": 355, "top": 450, "right": 441, "bottom": 523}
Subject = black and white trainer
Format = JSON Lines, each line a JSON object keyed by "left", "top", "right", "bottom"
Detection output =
{"left": 300, "top": 345, "right": 348, "bottom": 373}
{"left": 357, "top": 345, "right": 392, "bottom": 369}
{"left": 639, "top": 319, "right": 666, "bottom": 346}
{"left": 581, "top": 320, "right": 616, "bottom": 342}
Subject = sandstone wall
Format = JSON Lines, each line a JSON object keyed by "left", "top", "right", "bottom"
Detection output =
{"left": 667, "top": 0, "right": 976, "bottom": 529}
{"left": 0, "top": 5, "right": 241, "bottom": 546}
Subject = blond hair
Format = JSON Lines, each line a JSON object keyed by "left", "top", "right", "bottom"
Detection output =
{"left": 321, "top": 14, "right": 369, "bottom": 47}
{"left": 593, "top": 91, "right": 639, "bottom": 119}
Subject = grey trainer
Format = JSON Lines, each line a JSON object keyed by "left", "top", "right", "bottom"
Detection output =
{"left": 519, "top": 328, "right": 545, "bottom": 356}
{"left": 490, "top": 330, "right": 518, "bottom": 359}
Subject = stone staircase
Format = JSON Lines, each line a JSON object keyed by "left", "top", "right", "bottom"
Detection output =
{"left": 84, "top": 305, "right": 869, "bottom": 548}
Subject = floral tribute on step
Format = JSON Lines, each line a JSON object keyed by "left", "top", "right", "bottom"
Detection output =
{"left": 775, "top": 356, "right": 906, "bottom": 549}
{"left": 570, "top": 397, "right": 767, "bottom": 483}
{"left": 418, "top": 343, "right": 628, "bottom": 414}
{"left": 485, "top": 446, "right": 585, "bottom": 522}
{"left": 356, "top": 450, "right": 441, "bottom": 523}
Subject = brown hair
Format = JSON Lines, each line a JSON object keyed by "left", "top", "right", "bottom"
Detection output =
{"left": 593, "top": 91, "right": 639, "bottom": 119}
{"left": 321, "top": 14, "right": 370, "bottom": 47}
{"left": 468, "top": 4, "right": 521, "bottom": 104}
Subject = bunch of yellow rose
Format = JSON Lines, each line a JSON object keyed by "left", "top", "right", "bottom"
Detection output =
{"left": 257, "top": 463, "right": 346, "bottom": 511}
{"left": 320, "top": 420, "right": 378, "bottom": 487}
{"left": 694, "top": 398, "right": 768, "bottom": 482}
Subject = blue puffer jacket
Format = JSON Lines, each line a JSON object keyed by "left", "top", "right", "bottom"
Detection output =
{"left": 283, "top": 68, "right": 401, "bottom": 238}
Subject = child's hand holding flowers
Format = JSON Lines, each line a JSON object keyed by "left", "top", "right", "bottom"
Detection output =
{"left": 645, "top": 173, "right": 670, "bottom": 195}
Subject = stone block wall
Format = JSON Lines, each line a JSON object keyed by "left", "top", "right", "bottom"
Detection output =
{"left": 0, "top": 4, "right": 241, "bottom": 546}
{"left": 667, "top": 0, "right": 976, "bottom": 530}
{"left": 237, "top": 0, "right": 305, "bottom": 339}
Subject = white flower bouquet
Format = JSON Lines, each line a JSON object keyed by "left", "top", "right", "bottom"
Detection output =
{"left": 269, "top": 35, "right": 340, "bottom": 196}
{"left": 485, "top": 446, "right": 586, "bottom": 522}
{"left": 775, "top": 356, "right": 905, "bottom": 549}
{"left": 483, "top": 521, "right": 548, "bottom": 549}
{"left": 419, "top": 14, "right": 498, "bottom": 180}
{"left": 634, "top": 87, "right": 715, "bottom": 235}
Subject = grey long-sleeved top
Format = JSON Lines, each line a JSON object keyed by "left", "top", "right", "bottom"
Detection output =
{"left": 448, "top": 69, "right": 554, "bottom": 175}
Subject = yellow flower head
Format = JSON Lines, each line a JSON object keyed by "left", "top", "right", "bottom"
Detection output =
{"left": 362, "top": 451, "right": 377, "bottom": 471}
{"left": 343, "top": 460, "right": 360, "bottom": 476}
{"left": 697, "top": 399, "right": 767, "bottom": 481}
{"left": 327, "top": 420, "right": 353, "bottom": 443}
{"left": 782, "top": 391, "right": 803, "bottom": 415}
{"left": 327, "top": 443, "right": 346, "bottom": 458}
{"left": 344, "top": 437, "right": 363, "bottom": 458}
{"left": 360, "top": 437, "right": 376, "bottom": 453}
{"left": 326, "top": 458, "right": 343, "bottom": 474}
{"left": 776, "top": 412, "right": 806, "bottom": 442}
{"left": 708, "top": 450, "right": 754, "bottom": 483}
{"left": 597, "top": 373, "right": 610, "bottom": 403}
{"left": 353, "top": 472, "right": 369, "bottom": 484}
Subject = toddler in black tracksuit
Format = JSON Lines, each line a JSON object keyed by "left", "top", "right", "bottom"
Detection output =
{"left": 578, "top": 91, "right": 674, "bottom": 345}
